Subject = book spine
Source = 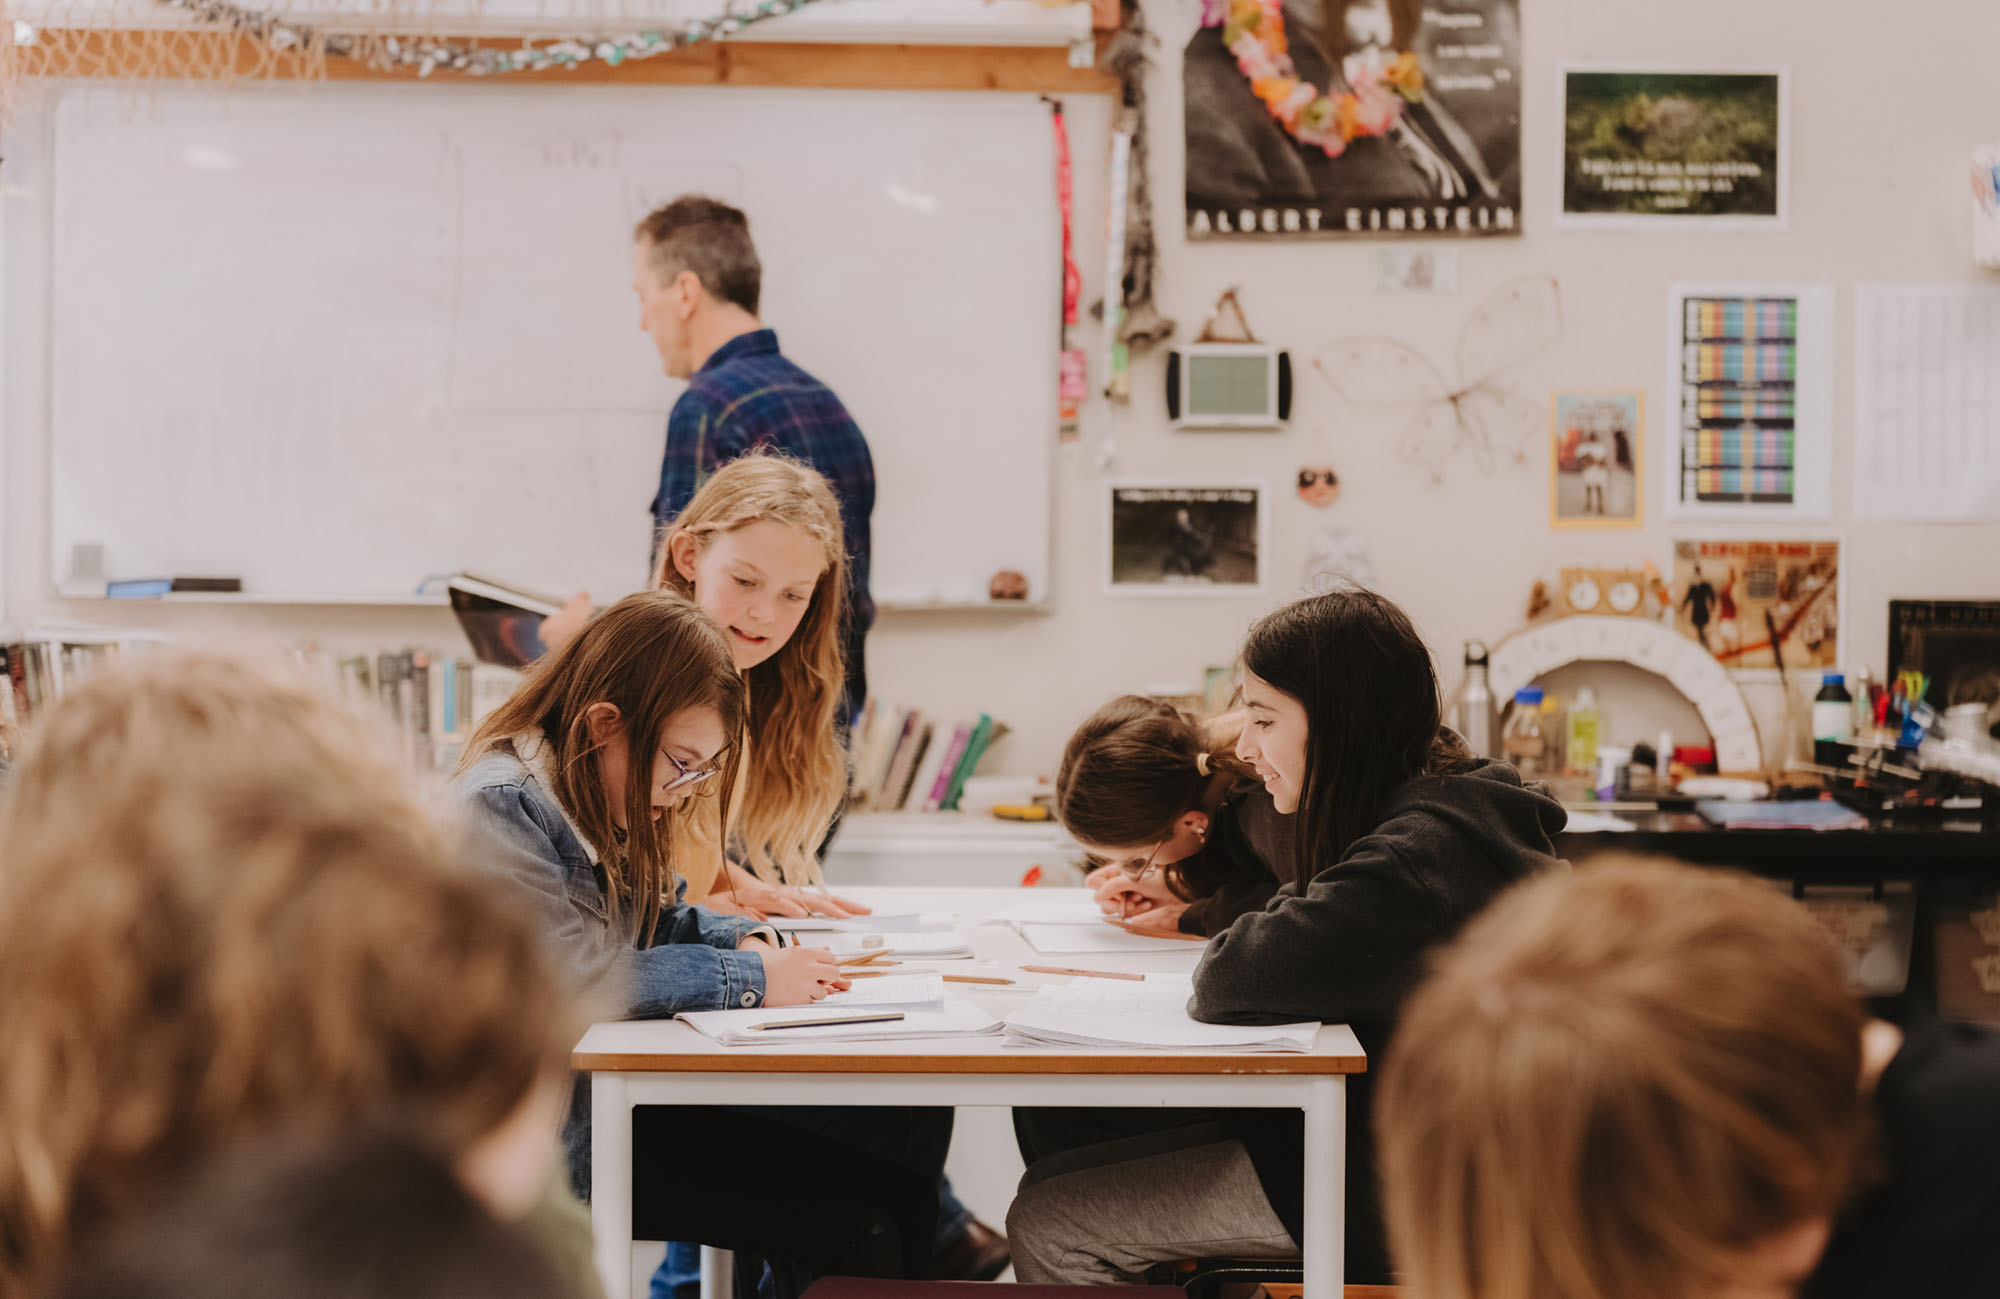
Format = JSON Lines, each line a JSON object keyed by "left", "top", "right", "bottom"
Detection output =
{"left": 923, "top": 724, "right": 972, "bottom": 812}
{"left": 6, "top": 644, "right": 27, "bottom": 721}
{"left": 941, "top": 714, "right": 994, "bottom": 811}
{"left": 455, "top": 661, "right": 473, "bottom": 733}
{"left": 892, "top": 725, "right": 933, "bottom": 810}
{"left": 874, "top": 708, "right": 918, "bottom": 804}
{"left": 878, "top": 710, "right": 924, "bottom": 808}
{"left": 375, "top": 651, "right": 400, "bottom": 724}
{"left": 410, "top": 650, "right": 433, "bottom": 770}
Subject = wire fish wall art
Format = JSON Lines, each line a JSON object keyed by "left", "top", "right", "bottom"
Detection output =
{"left": 1312, "top": 274, "right": 1565, "bottom": 483}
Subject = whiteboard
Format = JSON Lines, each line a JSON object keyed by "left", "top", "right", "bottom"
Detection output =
{"left": 45, "top": 83, "right": 1066, "bottom": 605}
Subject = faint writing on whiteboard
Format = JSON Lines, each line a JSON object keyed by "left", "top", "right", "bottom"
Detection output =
{"left": 1853, "top": 284, "right": 2000, "bottom": 520}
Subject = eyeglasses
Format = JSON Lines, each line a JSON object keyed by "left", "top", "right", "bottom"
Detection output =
{"left": 1297, "top": 469, "right": 1339, "bottom": 489}
{"left": 1084, "top": 840, "right": 1170, "bottom": 880}
{"left": 659, "top": 746, "right": 720, "bottom": 793}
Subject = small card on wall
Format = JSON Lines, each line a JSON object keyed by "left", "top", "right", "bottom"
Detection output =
{"left": 1375, "top": 250, "right": 1459, "bottom": 294}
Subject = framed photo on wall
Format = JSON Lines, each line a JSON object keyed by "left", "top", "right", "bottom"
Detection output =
{"left": 1663, "top": 282, "right": 1833, "bottom": 521}
{"left": 1550, "top": 390, "right": 1643, "bottom": 529}
{"left": 1558, "top": 67, "right": 1788, "bottom": 229}
{"left": 1105, "top": 483, "right": 1268, "bottom": 595}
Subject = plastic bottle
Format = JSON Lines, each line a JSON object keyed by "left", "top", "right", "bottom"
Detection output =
{"left": 1813, "top": 671, "right": 1854, "bottom": 766}
{"left": 1503, "top": 687, "right": 1547, "bottom": 780}
{"left": 1538, "top": 692, "right": 1566, "bottom": 777}
{"left": 1567, "top": 686, "right": 1601, "bottom": 778}
{"left": 1456, "top": 641, "right": 1494, "bottom": 759}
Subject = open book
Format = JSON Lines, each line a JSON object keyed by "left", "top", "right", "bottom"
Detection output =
{"left": 1002, "top": 972, "right": 1319, "bottom": 1053}
{"left": 447, "top": 573, "right": 563, "bottom": 668}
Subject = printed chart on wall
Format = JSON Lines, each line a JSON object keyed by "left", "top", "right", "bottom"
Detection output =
{"left": 1665, "top": 284, "right": 1832, "bottom": 520}
{"left": 1852, "top": 284, "right": 2000, "bottom": 521}
{"left": 1184, "top": 0, "right": 1522, "bottom": 240}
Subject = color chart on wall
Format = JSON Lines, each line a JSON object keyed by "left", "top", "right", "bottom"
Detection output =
{"left": 1680, "top": 295, "right": 1797, "bottom": 504}
{"left": 1665, "top": 283, "right": 1833, "bottom": 520}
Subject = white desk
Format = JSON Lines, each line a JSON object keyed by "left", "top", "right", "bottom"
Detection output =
{"left": 578, "top": 887, "right": 1366, "bottom": 1299}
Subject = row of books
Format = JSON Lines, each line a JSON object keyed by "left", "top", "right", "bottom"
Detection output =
{"left": 293, "top": 647, "right": 520, "bottom": 771}
{"left": 1, "top": 628, "right": 166, "bottom": 724}
{"left": 848, "top": 700, "right": 1008, "bottom": 813}
{"left": 0, "top": 627, "right": 520, "bottom": 774}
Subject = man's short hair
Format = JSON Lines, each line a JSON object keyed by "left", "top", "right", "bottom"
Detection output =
{"left": 635, "top": 195, "right": 762, "bottom": 315}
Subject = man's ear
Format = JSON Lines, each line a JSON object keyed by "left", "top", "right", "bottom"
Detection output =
{"left": 582, "top": 701, "right": 623, "bottom": 747}
{"left": 673, "top": 269, "right": 704, "bottom": 316}
{"left": 667, "top": 531, "right": 701, "bottom": 585}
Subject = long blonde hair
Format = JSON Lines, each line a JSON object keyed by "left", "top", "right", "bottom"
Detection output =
{"left": 653, "top": 452, "right": 849, "bottom": 888}
{"left": 458, "top": 589, "right": 747, "bottom": 942}
{"left": 1378, "top": 857, "right": 1871, "bottom": 1299}
{"left": 0, "top": 652, "right": 580, "bottom": 1299}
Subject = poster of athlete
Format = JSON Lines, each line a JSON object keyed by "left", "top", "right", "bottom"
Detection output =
{"left": 1185, "top": 0, "right": 1522, "bottom": 240}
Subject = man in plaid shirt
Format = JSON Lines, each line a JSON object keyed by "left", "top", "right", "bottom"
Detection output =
{"left": 635, "top": 195, "right": 875, "bottom": 724}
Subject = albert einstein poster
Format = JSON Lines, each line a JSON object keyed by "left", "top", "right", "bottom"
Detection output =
{"left": 1185, "top": 0, "right": 1522, "bottom": 240}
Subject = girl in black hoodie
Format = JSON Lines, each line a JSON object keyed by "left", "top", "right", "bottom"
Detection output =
{"left": 1008, "top": 588, "right": 1568, "bottom": 1286}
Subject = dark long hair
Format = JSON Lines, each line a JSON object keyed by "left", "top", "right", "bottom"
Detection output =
{"left": 1240, "top": 588, "right": 1469, "bottom": 868}
{"left": 1055, "top": 695, "right": 1260, "bottom": 845}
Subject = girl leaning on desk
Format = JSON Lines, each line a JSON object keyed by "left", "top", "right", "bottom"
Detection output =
{"left": 1009, "top": 587, "right": 1570, "bottom": 1286}
{"left": 453, "top": 589, "right": 946, "bottom": 1286}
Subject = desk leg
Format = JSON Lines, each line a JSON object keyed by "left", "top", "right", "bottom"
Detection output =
{"left": 1299, "top": 1075, "right": 1346, "bottom": 1299}
{"left": 592, "top": 1074, "right": 636, "bottom": 1299}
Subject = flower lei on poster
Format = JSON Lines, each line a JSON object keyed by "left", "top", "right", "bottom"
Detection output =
{"left": 153, "top": 0, "right": 829, "bottom": 75}
{"left": 1202, "top": 0, "right": 1423, "bottom": 156}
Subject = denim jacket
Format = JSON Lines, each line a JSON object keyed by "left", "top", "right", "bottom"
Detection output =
{"left": 457, "top": 744, "right": 770, "bottom": 1197}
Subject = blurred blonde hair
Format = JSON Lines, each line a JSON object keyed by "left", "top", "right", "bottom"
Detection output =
{"left": 652, "top": 452, "right": 848, "bottom": 890}
{"left": 1377, "top": 857, "right": 1871, "bottom": 1299}
{"left": 0, "top": 652, "right": 581, "bottom": 1299}
{"left": 459, "top": 589, "right": 747, "bottom": 940}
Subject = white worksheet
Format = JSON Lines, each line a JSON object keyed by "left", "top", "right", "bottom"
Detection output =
{"left": 1853, "top": 284, "right": 2000, "bottom": 520}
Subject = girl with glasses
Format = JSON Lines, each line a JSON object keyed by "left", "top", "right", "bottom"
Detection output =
{"left": 1009, "top": 588, "right": 1568, "bottom": 1287}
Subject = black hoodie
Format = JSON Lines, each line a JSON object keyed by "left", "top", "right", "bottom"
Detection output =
{"left": 1190, "top": 760, "right": 1568, "bottom": 1279}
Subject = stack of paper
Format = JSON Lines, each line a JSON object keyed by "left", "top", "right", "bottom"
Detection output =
{"left": 984, "top": 899, "right": 1205, "bottom": 955}
{"left": 819, "top": 973, "right": 946, "bottom": 1009}
{"left": 678, "top": 998, "right": 1000, "bottom": 1046}
{"left": 772, "top": 912, "right": 956, "bottom": 934}
{"left": 824, "top": 931, "right": 975, "bottom": 960}
{"left": 1002, "top": 973, "right": 1319, "bottom": 1053}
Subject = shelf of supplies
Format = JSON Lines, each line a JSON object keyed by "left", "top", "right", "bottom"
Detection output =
{"left": 65, "top": 587, "right": 450, "bottom": 607}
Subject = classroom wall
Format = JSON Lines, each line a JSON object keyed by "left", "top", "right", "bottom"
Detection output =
{"left": 7, "top": 0, "right": 2000, "bottom": 780}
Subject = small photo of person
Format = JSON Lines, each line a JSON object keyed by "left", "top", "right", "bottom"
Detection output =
{"left": 1550, "top": 391, "right": 1642, "bottom": 529}
{"left": 1107, "top": 484, "right": 1266, "bottom": 594}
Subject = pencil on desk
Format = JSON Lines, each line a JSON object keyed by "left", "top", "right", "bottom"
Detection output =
{"left": 750, "top": 1011, "right": 906, "bottom": 1032}
{"left": 837, "top": 949, "right": 898, "bottom": 966}
{"left": 847, "top": 969, "right": 1014, "bottom": 985}
{"left": 1020, "top": 965, "right": 1146, "bottom": 982}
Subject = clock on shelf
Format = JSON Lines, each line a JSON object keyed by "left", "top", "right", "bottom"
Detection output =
{"left": 1558, "top": 566, "right": 1652, "bottom": 619}
{"left": 1487, "top": 616, "right": 1763, "bottom": 772}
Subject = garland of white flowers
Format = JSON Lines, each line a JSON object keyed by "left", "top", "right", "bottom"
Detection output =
{"left": 154, "top": 0, "right": 827, "bottom": 75}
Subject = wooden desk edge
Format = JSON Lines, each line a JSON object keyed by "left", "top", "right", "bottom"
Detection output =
{"left": 573, "top": 1050, "right": 1367, "bottom": 1075}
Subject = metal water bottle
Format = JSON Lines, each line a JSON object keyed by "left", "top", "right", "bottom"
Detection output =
{"left": 1457, "top": 641, "right": 1494, "bottom": 758}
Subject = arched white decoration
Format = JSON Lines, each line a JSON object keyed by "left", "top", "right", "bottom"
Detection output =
{"left": 1487, "top": 616, "right": 1763, "bottom": 771}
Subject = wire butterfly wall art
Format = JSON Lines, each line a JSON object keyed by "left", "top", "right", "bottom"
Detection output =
{"left": 1312, "top": 275, "right": 1565, "bottom": 484}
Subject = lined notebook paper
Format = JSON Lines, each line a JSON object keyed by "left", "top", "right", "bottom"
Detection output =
{"left": 773, "top": 912, "right": 957, "bottom": 934}
{"left": 819, "top": 974, "right": 945, "bottom": 1008}
{"left": 1002, "top": 973, "right": 1319, "bottom": 1053}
